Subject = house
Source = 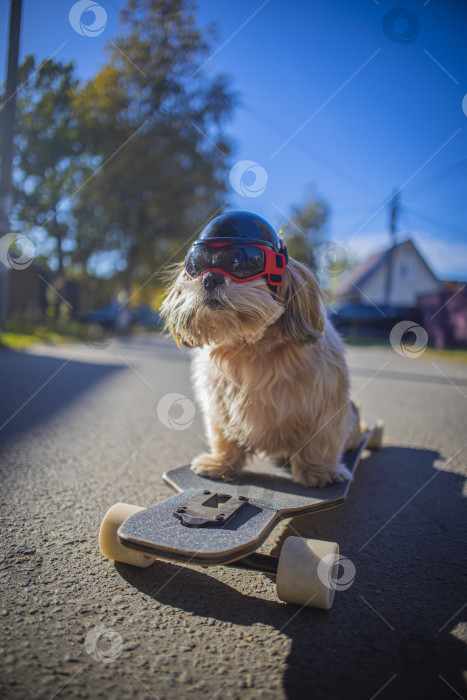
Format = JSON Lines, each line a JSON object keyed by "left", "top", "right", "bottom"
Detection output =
{"left": 419, "top": 281, "right": 467, "bottom": 349}
{"left": 4, "top": 265, "right": 83, "bottom": 320}
{"left": 6, "top": 263, "right": 48, "bottom": 319}
{"left": 336, "top": 239, "right": 444, "bottom": 308}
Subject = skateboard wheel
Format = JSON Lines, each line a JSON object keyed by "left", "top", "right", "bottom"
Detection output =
{"left": 276, "top": 537, "right": 339, "bottom": 610}
{"left": 99, "top": 503, "right": 157, "bottom": 568}
{"left": 367, "top": 420, "right": 384, "bottom": 450}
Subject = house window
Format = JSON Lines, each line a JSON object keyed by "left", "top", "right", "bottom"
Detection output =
{"left": 399, "top": 259, "right": 412, "bottom": 280}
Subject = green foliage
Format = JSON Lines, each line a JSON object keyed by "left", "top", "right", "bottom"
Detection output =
{"left": 3, "top": 0, "right": 236, "bottom": 307}
{"left": 72, "top": 0, "right": 236, "bottom": 293}
{"left": 0, "top": 317, "right": 79, "bottom": 350}
{"left": 11, "top": 56, "right": 84, "bottom": 275}
{"left": 281, "top": 195, "right": 329, "bottom": 268}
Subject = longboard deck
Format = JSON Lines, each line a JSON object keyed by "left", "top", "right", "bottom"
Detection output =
{"left": 117, "top": 430, "right": 374, "bottom": 566}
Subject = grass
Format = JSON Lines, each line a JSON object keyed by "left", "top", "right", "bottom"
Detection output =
{"left": 1, "top": 321, "right": 466, "bottom": 364}
{"left": 422, "top": 348, "right": 467, "bottom": 364}
{"left": 0, "top": 319, "right": 78, "bottom": 351}
{"left": 0, "top": 318, "right": 161, "bottom": 351}
{"left": 344, "top": 337, "right": 387, "bottom": 347}
{"left": 345, "top": 336, "right": 467, "bottom": 364}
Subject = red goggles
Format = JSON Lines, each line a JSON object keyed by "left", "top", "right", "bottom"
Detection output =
{"left": 185, "top": 242, "right": 286, "bottom": 286}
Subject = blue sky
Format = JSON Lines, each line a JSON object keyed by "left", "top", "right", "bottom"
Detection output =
{"left": 1, "top": 0, "right": 467, "bottom": 280}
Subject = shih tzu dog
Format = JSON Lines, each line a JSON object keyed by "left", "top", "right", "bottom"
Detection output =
{"left": 161, "top": 211, "right": 361, "bottom": 487}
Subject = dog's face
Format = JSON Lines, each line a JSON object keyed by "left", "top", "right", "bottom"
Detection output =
{"left": 161, "top": 258, "right": 325, "bottom": 348}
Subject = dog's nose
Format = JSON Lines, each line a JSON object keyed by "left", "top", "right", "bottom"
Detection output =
{"left": 203, "top": 272, "right": 225, "bottom": 292}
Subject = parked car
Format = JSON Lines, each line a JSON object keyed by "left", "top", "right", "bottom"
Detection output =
{"left": 79, "top": 302, "right": 161, "bottom": 333}
{"left": 329, "top": 303, "right": 420, "bottom": 337}
{"left": 131, "top": 303, "right": 162, "bottom": 328}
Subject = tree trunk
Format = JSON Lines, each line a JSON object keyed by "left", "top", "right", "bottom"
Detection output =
{"left": 52, "top": 217, "right": 64, "bottom": 319}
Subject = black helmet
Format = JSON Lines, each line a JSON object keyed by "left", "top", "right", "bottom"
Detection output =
{"left": 195, "top": 211, "right": 287, "bottom": 259}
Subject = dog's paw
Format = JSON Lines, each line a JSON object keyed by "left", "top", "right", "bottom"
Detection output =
{"left": 293, "top": 463, "right": 352, "bottom": 488}
{"left": 191, "top": 453, "right": 241, "bottom": 481}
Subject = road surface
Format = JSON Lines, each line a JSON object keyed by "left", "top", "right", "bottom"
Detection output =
{"left": 0, "top": 334, "right": 466, "bottom": 699}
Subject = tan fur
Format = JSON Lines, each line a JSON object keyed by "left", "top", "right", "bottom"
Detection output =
{"left": 161, "top": 258, "right": 361, "bottom": 487}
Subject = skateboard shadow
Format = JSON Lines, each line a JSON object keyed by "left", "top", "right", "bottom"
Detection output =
{"left": 117, "top": 445, "right": 467, "bottom": 700}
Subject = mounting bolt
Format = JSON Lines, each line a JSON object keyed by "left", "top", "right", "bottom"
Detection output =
{"left": 175, "top": 507, "right": 186, "bottom": 513}
{"left": 238, "top": 495, "right": 247, "bottom": 501}
{"left": 202, "top": 490, "right": 211, "bottom": 495}
{"left": 214, "top": 514, "right": 224, "bottom": 521}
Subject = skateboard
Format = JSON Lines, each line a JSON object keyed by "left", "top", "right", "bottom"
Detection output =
{"left": 99, "top": 422, "right": 383, "bottom": 610}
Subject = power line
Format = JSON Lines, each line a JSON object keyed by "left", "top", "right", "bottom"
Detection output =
{"left": 401, "top": 204, "right": 466, "bottom": 236}
{"left": 240, "top": 103, "right": 466, "bottom": 239}
{"left": 242, "top": 103, "right": 467, "bottom": 238}
{"left": 331, "top": 205, "right": 372, "bottom": 214}
{"left": 338, "top": 194, "right": 390, "bottom": 239}
{"left": 404, "top": 157, "right": 467, "bottom": 196}
{"left": 241, "top": 103, "right": 383, "bottom": 199}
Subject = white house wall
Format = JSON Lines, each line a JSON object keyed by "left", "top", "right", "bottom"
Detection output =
{"left": 361, "top": 242, "right": 443, "bottom": 307}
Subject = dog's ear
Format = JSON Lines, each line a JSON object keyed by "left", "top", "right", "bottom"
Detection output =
{"left": 277, "top": 258, "right": 325, "bottom": 344}
{"left": 160, "top": 263, "right": 198, "bottom": 348}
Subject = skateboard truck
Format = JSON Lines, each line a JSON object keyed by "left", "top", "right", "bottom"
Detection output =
{"left": 173, "top": 490, "right": 248, "bottom": 528}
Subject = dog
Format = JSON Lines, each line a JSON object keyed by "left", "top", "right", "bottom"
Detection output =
{"left": 161, "top": 212, "right": 361, "bottom": 487}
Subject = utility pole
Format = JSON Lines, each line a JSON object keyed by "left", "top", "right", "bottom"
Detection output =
{"left": 0, "top": 0, "right": 23, "bottom": 331}
{"left": 384, "top": 189, "right": 399, "bottom": 307}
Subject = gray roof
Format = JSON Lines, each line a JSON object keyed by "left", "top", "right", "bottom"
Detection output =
{"left": 336, "top": 238, "right": 440, "bottom": 298}
{"left": 336, "top": 248, "right": 389, "bottom": 297}
{"left": 336, "top": 238, "right": 441, "bottom": 297}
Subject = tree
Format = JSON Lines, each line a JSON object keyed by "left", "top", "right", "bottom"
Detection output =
{"left": 9, "top": 56, "right": 85, "bottom": 278}
{"left": 282, "top": 194, "right": 359, "bottom": 296}
{"left": 72, "top": 0, "right": 236, "bottom": 295}
{"left": 282, "top": 194, "right": 329, "bottom": 269}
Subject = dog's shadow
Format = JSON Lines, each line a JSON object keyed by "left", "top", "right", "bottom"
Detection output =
{"left": 117, "top": 446, "right": 467, "bottom": 700}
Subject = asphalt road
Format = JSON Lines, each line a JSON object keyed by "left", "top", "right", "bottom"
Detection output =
{"left": 0, "top": 333, "right": 466, "bottom": 700}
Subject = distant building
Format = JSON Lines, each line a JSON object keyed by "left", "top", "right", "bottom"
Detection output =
{"left": 419, "top": 281, "right": 467, "bottom": 349}
{"left": 5, "top": 265, "right": 82, "bottom": 320}
{"left": 335, "top": 239, "right": 466, "bottom": 348}
{"left": 336, "top": 239, "right": 444, "bottom": 308}
{"left": 7, "top": 264, "right": 48, "bottom": 319}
